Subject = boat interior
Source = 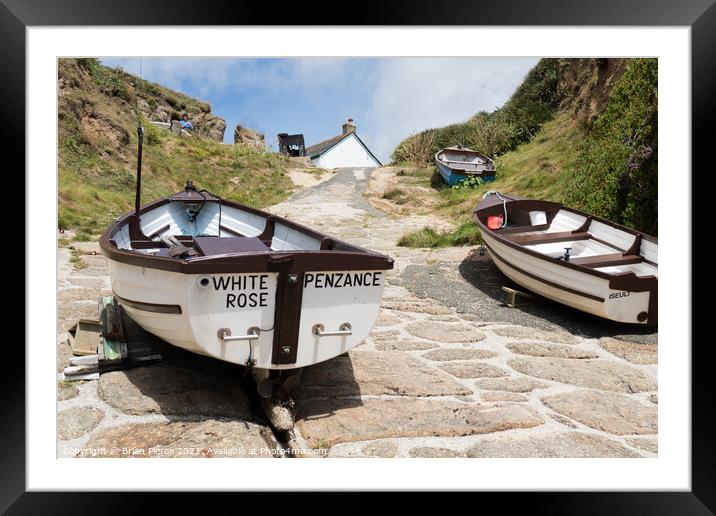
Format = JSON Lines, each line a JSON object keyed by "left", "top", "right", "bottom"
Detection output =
{"left": 109, "top": 199, "right": 349, "bottom": 259}
{"left": 439, "top": 149, "right": 493, "bottom": 167}
{"left": 488, "top": 207, "right": 658, "bottom": 278}
{"left": 438, "top": 149, "right": 494, "bottom": 174}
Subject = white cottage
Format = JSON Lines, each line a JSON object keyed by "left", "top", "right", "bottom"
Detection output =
{"left": 306, "top": 118, "right": 382, "bottom": 169}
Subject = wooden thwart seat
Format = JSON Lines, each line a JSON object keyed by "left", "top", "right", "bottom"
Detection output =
{"left": 194, "top": 236, "right": 269, "bottom": 256}
{"left": 568, "top": 253, "right": 644, "bottom": 268}
{"left": 495, "top": 223, "right": 551, "bottom": 235}
{"left": 506, "top": 231, "right": 590, "bottom": 245}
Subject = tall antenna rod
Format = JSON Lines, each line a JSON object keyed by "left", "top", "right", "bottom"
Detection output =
{"left": 135, "top": 125, "right": 144, "bottom": 216}
{"left": 134, "top": 57, "right": 144, "bottom": 217}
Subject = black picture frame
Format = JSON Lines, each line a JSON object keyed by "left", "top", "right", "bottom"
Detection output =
{"left": 6, "top": 0, "right": 711, "bottom": 512}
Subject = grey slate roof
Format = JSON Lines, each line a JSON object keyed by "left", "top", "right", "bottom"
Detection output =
{"left": 305, "top": 131, "right": 383, "bottom": 166}
{"left": 305, "top": 133, "right": 350, "bottom": 158}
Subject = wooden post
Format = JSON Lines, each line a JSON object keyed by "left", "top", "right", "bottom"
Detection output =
{"left": 501, "top": 286, "right": 537, "bottom": 308}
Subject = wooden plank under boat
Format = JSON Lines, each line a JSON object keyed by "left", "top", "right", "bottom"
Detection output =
{"left": 435, "top": 146, "right": 496, "bottom": 186}
{"left": 473, "top": 192, "right": 657, "bottom": 325}
{"left": 100, "top": 180, "right": 394, "bottom": 370}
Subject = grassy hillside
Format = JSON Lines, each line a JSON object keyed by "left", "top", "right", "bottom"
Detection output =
{"left": 392, "top": 58, "right": 657, "bottom": 247}
{"left": 58, "top": 59, "right": 293, "bottom": 239}
{"left": 562, "top": 59, "right": 658, "bottom": 235}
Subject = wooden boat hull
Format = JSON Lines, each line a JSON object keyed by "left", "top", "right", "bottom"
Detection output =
{"left": 100, "top": 185, "right": 393, "bottom": 369}
{"left": 474, "top": 194, "right": 657, "bottom": 325}
{"left": 482, "top": 233, "right": 652, "bottom": 324}
{"left": 436, "top": 160, "right": 496, "bottom": 186}
{"left": 107, "top": 259, "right": 386, "bottom": 369}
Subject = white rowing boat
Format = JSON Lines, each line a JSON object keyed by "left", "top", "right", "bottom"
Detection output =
{"left": 100, "top": 127, "right": 393, "bottom": 371}
{"left": 435, "top": 146, "right": 496, "bottom": 186}
{"left": 474, "top": 192, "right": 657, "bottom": 325}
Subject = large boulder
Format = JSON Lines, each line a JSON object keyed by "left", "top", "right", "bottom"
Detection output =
{"left": 193, "top": 113, "right": 226, "bottom": 142}
{"left": 234, "top": 123, "right": 265, "bottom": 147}
{"left": 141, "top": 99, "right": 226, "bottom": 142}
{"left": 151, "top": 107, "right": 170, "bottom": 123}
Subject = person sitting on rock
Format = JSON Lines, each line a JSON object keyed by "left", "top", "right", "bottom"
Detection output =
{"left": 180, "top": 113, "right": 193, "bottom": 131}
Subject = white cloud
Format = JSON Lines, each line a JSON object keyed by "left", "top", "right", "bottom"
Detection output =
{"left": 364, "top": 57, "right": 539, "bottom": 161}
{"left": 99, "top": 57, "right": 540, "bottom": 161}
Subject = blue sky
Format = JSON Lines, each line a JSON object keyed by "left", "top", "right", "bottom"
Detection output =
{"left": 100, "top": 57, "right": 539, "bottom": 163}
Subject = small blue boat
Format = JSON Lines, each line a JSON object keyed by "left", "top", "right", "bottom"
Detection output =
{"left": 435, "top": 146, "right": 496, "bottom": 186}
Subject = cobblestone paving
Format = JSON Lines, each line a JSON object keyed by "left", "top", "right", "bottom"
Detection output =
{"left": 56, "top": 243, "right": 281, "bottom": 458}
{"left": 57, "top": 167, "right": 658, "bottom": 458}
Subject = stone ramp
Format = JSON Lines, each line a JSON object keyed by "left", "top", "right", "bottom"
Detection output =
{"left": 289, "top": 285, "right": 657, "bottom": 457}
{"left": 57, "top": 165, "right": 658, "bottom": 458}
{"left": 57, "top": 239, "right": 283, "bottom": 459}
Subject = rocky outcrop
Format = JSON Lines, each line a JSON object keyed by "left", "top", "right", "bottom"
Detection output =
{"left": 143, "top": 102, "right": 226, "bottom": 141}
{"left": 59, "top": 59, "right": 227, "bottom": 142}
{"left": 193, "top": 113, "right": 226, "bottom": 141}
{"left": 234, "top": 124, "right": 265, "bottom": 147}
{"left": 557, "top": 58, "right": 628, "bottom": 127}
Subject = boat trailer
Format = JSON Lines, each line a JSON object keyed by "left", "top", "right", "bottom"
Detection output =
{"left": 62, "top": 296, "right": 299, "bottom": 431}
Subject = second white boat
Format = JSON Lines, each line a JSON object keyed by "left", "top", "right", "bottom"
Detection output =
{"left": 474, "top": 192, "right": 657, "bottom": 325}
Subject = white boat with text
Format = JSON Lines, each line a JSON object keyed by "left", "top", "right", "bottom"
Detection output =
{"left": 100, "top": 127, "right": 394, "bottom": 371}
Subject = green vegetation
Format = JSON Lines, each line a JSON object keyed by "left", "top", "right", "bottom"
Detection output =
{"left": 450, "top": 176, "right": 485, "bottom": 190}
{"left": 58, "top": 59, "right": 292, "bottom": 235}
{"left": 59, "top": 134, "right": 292, "bottom": 235}
{"left": 562, "top": 58, "right": 658, "bottom": 235}
{"left": 76, "top": 58, "right": 211, "bottom": 114}
{"left": 397, "top": 221, "right": 481, "bottom": 248}
{"left": 382, "top": 187, "right": 410, "bottom": 204}
{"left": 58, "top": 379, "right": 85, "bottom": 388}
{"left": 69, "top": 247, "right": 88, "bottom": 270}
{"left": 76, "top": 58, "right": 132, "bottom": 103}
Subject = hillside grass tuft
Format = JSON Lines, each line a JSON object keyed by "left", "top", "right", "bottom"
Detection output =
{"left": 58, "top": 59, "right": 293, "bottom": 235}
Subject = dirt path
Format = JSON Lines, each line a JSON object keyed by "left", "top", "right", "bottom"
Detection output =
{"left": 56, "top": 166, "right": 658, "bottom": 458}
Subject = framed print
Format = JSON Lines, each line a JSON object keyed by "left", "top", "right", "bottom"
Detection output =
{"left": 6, "top": 0, "right": 712, "bottom": 512}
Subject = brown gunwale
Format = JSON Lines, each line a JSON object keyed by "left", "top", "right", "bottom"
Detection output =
{"left": 439, "top": 169, "right": 496, "bottom": 177}
{"left": 100, "top": 195, "right": 394, "bottom": 274}
{"left": 475, "top": 195, "right": 657, "bottom": 243}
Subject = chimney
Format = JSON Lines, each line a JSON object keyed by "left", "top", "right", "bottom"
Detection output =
{"left": 342, "top": 117, "right": 356, "bottom": 134}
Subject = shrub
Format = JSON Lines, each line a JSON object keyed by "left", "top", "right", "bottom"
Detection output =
{"left": 466, "top": 113, "right": 518, "bottom": 158}
{"left": 143, "top": 122, "right": 165, "bottom": 145}
{"left": 382, "top": 187, "right": 406, "bottom": 200}
{"left": 391, "top": 130, "right": 436, "bottom": 165}
{"left": 496, "top": 58, "right": 560, "bottom": 141}
{"left": 451, "top": 176, "right": 484, "bottom": 190}
{"left": 397, "top": 222, "right": 481, "bottom": 248}
{"left": 165, "top": 95, "right": 180, "bottom": 108}
{"left": 77, "top": 58, "right": 133, "bottom": 102}
{"left": 561, "top": 58, "right": 658, "bottom": 235}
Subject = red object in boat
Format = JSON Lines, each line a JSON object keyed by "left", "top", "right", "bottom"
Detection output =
{"left": 487, "top": 215, "right": 504, "bottom": 230}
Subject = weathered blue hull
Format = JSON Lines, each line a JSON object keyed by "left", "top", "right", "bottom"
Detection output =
{"left": 436, "top": 161, "right": 496, "bottom": 186}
